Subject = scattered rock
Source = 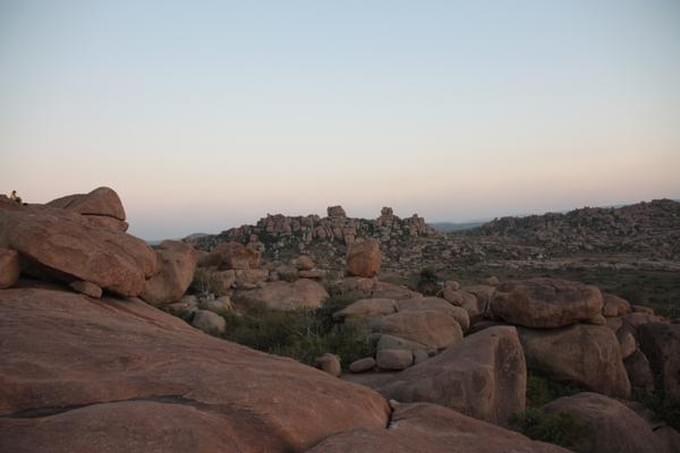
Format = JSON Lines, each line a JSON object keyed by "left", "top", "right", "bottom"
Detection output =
{"left": 379, "top": 326, "right": 527, "bottom": 425}
{"left": 69, "top": 280, "right": 103, "bottom": 299}
{"left": 0, "top": 248, "right": 20, "bottom": 289}
{"left": 519, "top": 324, "right": 631, "bottom": 398}
{"left": 315, "top": 353, "right": 341, "bottom": 377}
{"left": 349, "top": 357, "right": 376, "bottom": 373}
{"left": 346, "top": 239, "right": 382, "bottom": 278}
{"left": 543, "top": 392, "right": 670, "bottom": 453}
{"left": 491, "top": 278, "right": 604, "bottom": 328}
{"left": 140, "top": 240, "right": 197, "bottom": 306}
{"left": 376, "top": 349, "right": 413, "bottom": 370}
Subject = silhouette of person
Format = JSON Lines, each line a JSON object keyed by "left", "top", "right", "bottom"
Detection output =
{"left": 9, "top": 190, "right": 22, "bottom": 204}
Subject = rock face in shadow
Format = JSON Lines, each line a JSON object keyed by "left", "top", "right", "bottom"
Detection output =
{"left": 638, "top": 322, "right": 680, "bottom": 399}
{"left": 491, "top": 278, "right": 603, "bottom": 328}
{"left": 0, "top": 288, "right": 390, "bottom": 453}
{"left": 306, "top": 402, "right": 570, "bottom": 453}
{"left": 0, "top": 203, "right": 156, "bottom": 297}
{"left": 543, "top": 392, "right": 673, "bottom": 453}
{"left": 377, "top": 326, "right": 526, "bottom": 425}
{"left": 519, "top": 324, "right": 631, "bottom": 398}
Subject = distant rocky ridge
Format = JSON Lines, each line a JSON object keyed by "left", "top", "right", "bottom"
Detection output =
{"left": 473, "top": 199, "right": 680, "bottom": 260}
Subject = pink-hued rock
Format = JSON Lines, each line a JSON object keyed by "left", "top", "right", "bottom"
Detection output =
{"left": 307, "top": 402, "right": 569, "bottom": 453}
{"left": 346, "top": 239, "right": 382, "bottom": 278}
{"left": 140, "top": 241, "right": 198, "bottom": 306}
{"left": 47, "top": 186, "right": 126, "bottom": 220}
{"left": 0, "top": 288, "right": 390, "bottom": 452}
{"left": 0, "top": 204, "right": 156, "bottom": 297}
{"left": 0, "top": 248, "right": 20, "bottom": 289}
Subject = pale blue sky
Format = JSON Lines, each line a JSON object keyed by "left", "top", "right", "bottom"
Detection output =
{"left": 1, "top": 1, "right": 679, "bottom": 239}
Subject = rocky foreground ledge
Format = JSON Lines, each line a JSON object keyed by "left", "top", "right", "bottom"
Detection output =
{"left": 1, "top": 187, "right": 680, "bottom": 452}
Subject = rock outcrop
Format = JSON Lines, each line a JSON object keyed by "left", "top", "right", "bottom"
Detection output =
{"left": 378, "top": 326, "right": 526, "bottom": 425}
{"left": 0, "top": 202, "right": 156, "bottom": 297}
{"left": 0, "top": 287, "right": 390, "bottom": 452}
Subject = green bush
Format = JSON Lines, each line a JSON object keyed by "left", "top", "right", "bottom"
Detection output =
{"left": 511, "top": 408, "right": 589, "bottom": 449}
{"left": 526, "top": 371, "right": 583, "bottom": 408}
{"left": 220, "top": 297, "right": 373, "bottom": 368}
{"left": 637, "top": 391, "right": 680, "bottom": 431}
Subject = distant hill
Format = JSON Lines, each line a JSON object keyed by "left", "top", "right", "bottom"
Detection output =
{"left": 430, "top": 221, "right": 485, "bottom": 232}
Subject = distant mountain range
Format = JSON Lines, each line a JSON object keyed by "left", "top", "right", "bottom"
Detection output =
{"left": 429, "top": 221, "right": 486, "bottom": 232}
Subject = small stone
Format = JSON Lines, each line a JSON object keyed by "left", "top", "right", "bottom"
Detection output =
{"left": 376, "top": 349, "right": 413, "bottom": 370}
{"left": 69, "top": 280, "right": 103, "bottom": 299}
{"left": 315, "top": 353, "right": 341, "bottom": 377}
{"left": 349, "top": 357, "right": 376, "bottom": 373}
{"left": 192, "top": 310, "right": 226, "bottom": 336}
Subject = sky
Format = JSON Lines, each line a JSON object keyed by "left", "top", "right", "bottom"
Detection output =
{"left": 1, "top": 1, "right": 679, "bottom": 240}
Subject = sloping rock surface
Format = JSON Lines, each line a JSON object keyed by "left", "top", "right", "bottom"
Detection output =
{"left": 0, "top": 288, "right": 390, "bottom": 453}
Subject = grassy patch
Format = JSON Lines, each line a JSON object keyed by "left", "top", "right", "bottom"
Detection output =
{"left": 511, "top": 408, "right": 589, "bottom": 449}
{"left": 526, "top": 371, "right": 584, "bottom": 408}
{"left": 221, "top": 296, "right": 373, "bottom": 368}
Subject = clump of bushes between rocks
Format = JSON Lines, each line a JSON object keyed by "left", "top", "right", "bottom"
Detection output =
{"left": 510, "top": 408, "right": 589, "bottom": 450}
{"left": 220, "top": 295, "right": 373, "bottom": 369}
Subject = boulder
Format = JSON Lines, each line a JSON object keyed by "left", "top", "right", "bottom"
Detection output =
{"left": 519, "top": 324, "right": 631, "bottom": 398}
{"left": 396, "top": 296, "right": 470, "bottom": 332}
{"left": 203, "top": 241, "right": 261, "bottom": 270}
{"left": 624, "top": 350, "right": 655, "bottom": 393}
{"left": 617, "top": 328, "right": 637, "bottom": 359}
{"left": 369, "top": 310, "right": 463, "bottom": 351}
{"left": 165, "top": 296, "right": 198, "bottom": 319}
{"left": 379, "top": 326, "right": 526, "bottom": 425}
{"left": 293, "top": 255, "right": 315, "bottom": 271}
{"left": 376, "top": 349, "right": 413, "bottom": 370}
{"left": 491, "top": 278, "right": 604, "bottom": 328}
{"left": 315, "top": 353, "right": 341, "bottom": 377}
{"left": 237, "top": 279, "right": 329, "bottom": 311}
{"left": 346, "top": 239, "right": 382, "bottom": 278}
{"left": 350, "top": 357, "right": 376, "bottom": 373}
{"left": 602, "top": 293, "right": 632, "bottom": 317}
{"left": 233, "top": 269, "right": 268, "bottom": 289}
{"left": 307, "top": 402, "right": 570, "bottom": 453}
{"left": 332, "top": 277, "right": 418, "bottom": 301}
{"left": 0, "top": 204, "right": 156, "bottom": 297}
{"left": 191, "top": 309, "right": 226, "bottom": 336}
{"left": 140, "top": 241, "right": 198, "bottom": 306}
{"left": 0, "top": 288, "right": 389, "bottom": 452}
{"left": 638, "top": 323, "right": 680, "bottom": 399}
{"left": 624, "top": 312, "right": 669, "bottom": 332}
{"left": 327, "top": 205, "right": 346, "bottom": 218}
{"left": 543, "top": 392, "right": 671, "bottom": 453}
{"left": 0, "top": 248, "right": 20, "bottom": 289}
{"left": 46, "top": 186, "right": 126, "bottom": 220}
{"left": 69, "top": 280, "right": 103, "bottom": 299}
{"left": 463, "top": 285, "right": 496, "bottom": 319}
{"left": 333, "top": 298, "right": 397, "bottom": 321}
{"left": 198, "top": 296, "right": 233, "bottom": 316}
{"left": 375, "top": 334, "right": 432, "bottom": 356}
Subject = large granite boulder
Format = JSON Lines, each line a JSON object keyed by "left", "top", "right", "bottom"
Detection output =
{"left": 519, "top": 324, "right": 631, "bottom": 398}
{"left": 369, "top": 309, "right": 463, "bottom": 351}
{"left": 307, "top": 402, "right": 568, "bottom": 453}
{"left": 140, "top": 240, "right": 198, "bottom": 306}
{"left": 490, "top": 278, "right": 604, "bottom": 328}
{"left": 333, "top": 298, "right": 397, "bottom": 321}
{"left": 638, "top": 323, "right": 680, "bottom": 399}
{"left": 236, "top": 279, "right": 329, "bottom": 311}
{"left": 0, "top": 204, "right": 156, "bottom": 297}
{"left": 200, "top": 241, "right": 261, "bottom": 270}
{"left": 378, "top": 326, "right": 526, "bottom": 425}
{"left": 346, "top": 239, "right": 382, "bottom": 278}
{"left": 0, "top": 288, "right": 389, "bottom": 452}
{"left": 331, "top": 277, "right": 418, "bottom": 301}
{"left": 543, "top": 392, "right": 672, "bottom": 453}
{"left": 47, "top": 186, "right": 126, "bottom": 220}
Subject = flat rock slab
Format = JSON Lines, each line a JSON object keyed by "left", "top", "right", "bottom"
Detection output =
{"left": 0, "top": 288, "right": 389, "bottom": 452}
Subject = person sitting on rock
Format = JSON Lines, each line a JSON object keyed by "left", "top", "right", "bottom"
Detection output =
{"left": 9, "top": 190, "right": 22, "bottom": 204}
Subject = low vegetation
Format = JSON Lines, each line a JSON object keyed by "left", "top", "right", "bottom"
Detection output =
{"left": 526, "top": 371, "right": 584, "bottom": 408}
{"left": 637, "top": 390, "right": 680, "bottom": 431}
{"left": 511, "top": 408, "right": 589, "bottom": 450}
{"left": 220, "top": 295, "right": 373, "bottom": 368}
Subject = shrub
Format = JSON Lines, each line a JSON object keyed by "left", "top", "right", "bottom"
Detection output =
{"left": 220, "top": 297, "right": 373, "bottom": 369}
{"left": 526, "top": 371, "right": 583, "bottom": 408}
{"left": 416, "top": 267, "right": 442, "bottom": 296}
{"left": 637, "top": 391, "right": 680, "bottom": 431}
{"left": 511, "top": 408, "right": 589, "bottom": 449}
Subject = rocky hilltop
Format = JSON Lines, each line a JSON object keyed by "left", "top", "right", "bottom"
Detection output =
{"left": 474, "top": 199, "right": 680, "bottom": 260}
